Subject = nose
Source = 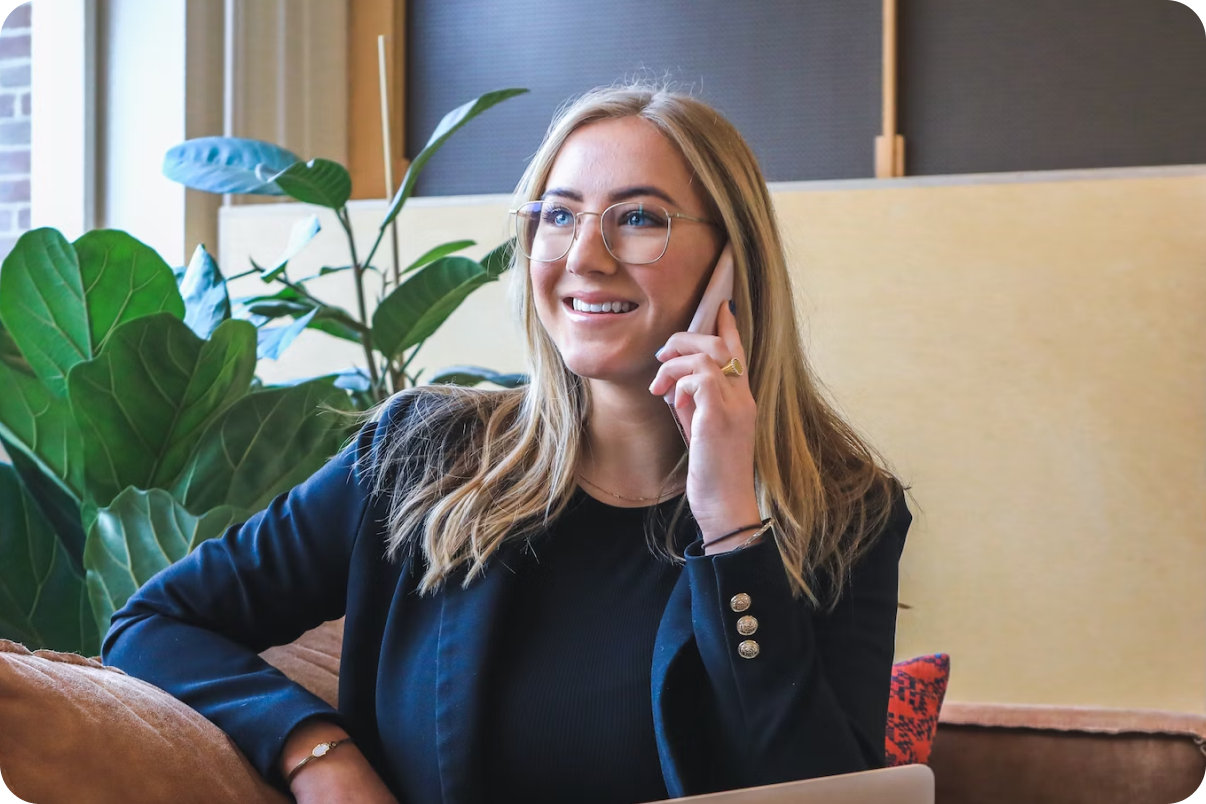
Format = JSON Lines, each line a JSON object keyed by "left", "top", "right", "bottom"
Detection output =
{"left": 564, "top": 212, "right": 617, "bottom": 275}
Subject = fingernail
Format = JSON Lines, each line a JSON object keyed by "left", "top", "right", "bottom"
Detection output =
{"left": 655, "top": 345, "right": 666, "bottom": 358}
{"left": 728, "top": 299, "right": 736, "bottom": 315}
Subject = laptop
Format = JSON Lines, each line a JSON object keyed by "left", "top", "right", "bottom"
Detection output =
{"left": 654, "top": 765, "right": 934, "bottom": 804}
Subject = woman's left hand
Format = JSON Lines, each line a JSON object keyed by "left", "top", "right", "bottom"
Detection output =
{"left": 648, "top": 298, "right": 762, "bottom": 547}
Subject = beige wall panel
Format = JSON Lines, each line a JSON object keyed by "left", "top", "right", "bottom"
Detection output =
{"left": 219, "top": 168, "right": 1206, "bottom": 713}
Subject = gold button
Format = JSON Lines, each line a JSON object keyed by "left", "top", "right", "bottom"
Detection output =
{"left": 736, "top": 615, "right": 758, "bottom": 636}
{"left": 738, "top": 640, "right": 760, "bottom": 659}
{"left": 730, "top": 593, "right": 752, "bottom": 612}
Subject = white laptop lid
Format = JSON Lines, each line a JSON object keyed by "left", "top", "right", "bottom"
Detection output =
{"left": 651, "top": 765, "right": 934, "bottom": 804}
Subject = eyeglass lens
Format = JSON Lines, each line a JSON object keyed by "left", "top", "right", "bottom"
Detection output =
{"left": 515, "top": 201, "right": 670, "bottom": 264}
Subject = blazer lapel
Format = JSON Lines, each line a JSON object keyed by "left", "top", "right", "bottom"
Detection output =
{"left": 651, "top": 569, "right": 696, "bottom": 798}
{"left": 433, "top": 546, "right": 523, "bottom": 804}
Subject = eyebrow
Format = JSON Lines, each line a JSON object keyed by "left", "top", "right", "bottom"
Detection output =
{"left": 541, "top": 185, "right": 680, "bottom": 207}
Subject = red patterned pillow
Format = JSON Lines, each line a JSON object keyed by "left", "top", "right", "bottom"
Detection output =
{"left": 885, "top": 653, "right": 951, "bottom": 766}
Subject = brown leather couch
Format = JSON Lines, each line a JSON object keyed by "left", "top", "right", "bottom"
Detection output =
{"left": 929, "top": 702, "right": 1206, "bottom": 804}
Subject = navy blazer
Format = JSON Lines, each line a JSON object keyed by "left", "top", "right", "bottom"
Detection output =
{"left": 102, "top": 391, "right": 912, "bottom": 802}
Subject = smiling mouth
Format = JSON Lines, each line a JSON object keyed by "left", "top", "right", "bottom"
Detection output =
{"left": 562, "top": 298, "right": 639, "bottom": 314}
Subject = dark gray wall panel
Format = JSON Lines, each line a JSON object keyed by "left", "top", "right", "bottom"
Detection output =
{"left": 899, "top": 0, "right": 1206, "bottom": 174}
{"left": 406, "top": 0, "right": 882, "bottom": 196}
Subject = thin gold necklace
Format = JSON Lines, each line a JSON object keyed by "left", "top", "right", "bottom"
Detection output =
{"left": 576, "top": 471, "right": 685, "bottom": 503}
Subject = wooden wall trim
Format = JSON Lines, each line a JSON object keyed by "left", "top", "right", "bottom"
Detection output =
{"left": 349, "top": 0, "right": 405, "bottom": 200}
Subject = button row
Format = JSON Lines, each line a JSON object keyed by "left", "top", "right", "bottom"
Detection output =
{"left": 729, "top": 594, "right": 759, "bottom": 658}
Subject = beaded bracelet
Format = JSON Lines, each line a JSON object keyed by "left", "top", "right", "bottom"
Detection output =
{"left": 701, "top": 517, "right": 775, "bottom": 549}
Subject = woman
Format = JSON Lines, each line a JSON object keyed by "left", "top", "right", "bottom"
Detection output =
{"left": 102, "top": 83, "right": 913, "bottom": 804}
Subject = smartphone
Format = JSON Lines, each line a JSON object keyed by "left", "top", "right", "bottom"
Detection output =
{"left": 663, "top": 243, "right": 735, "bottom": 443}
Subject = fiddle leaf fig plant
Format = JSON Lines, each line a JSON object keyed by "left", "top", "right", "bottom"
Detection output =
{"left": 0, "top": 230, "right": 353, "bottom": 656}
{"left": 0, "top": 88, "right": 531, "bottom": 655}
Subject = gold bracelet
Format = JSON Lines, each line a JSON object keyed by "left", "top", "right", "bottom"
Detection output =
{"left": 286, "top": 737, "right": 353, "bottom": 785}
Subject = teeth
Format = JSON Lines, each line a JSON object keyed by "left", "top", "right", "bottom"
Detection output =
{"left": 572, "top": 298, "right": 633, "bottom": 313}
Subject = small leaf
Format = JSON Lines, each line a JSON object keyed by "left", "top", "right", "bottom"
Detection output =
{"left": 163, "top": 136, "right": 298, "bottom": 195}
{"left": 371, "top": 256, "right": 492, "bottom": 360}
{"left": 85, "top": 488, "right": 246, "bottom": 638}
{"left": 257, "top": 308, "right": 318, "bottom": 360}
{"left": 0, "top": 462, "right": 96, "bottom": 654}
{"left": 68, "top": 315, "right": 258, "bottom": 510}
{"left": 268, "top": 159, "right": 352, "bottom": 209}
{"left": 180, "top": 245, "right": 231, "bottom": 339}
{"left": 402, "top": 240, "right": 477, "bottom": 275}
{"left": 381, "top": 89, "right": 528, "bottom": 230}
{"left": 258, "top": 215, "right": 322, "bottom": 283}
{"left": 169, "top": 379, "right": 355, "bottom": 515}
{"left": 297, "top": 265, "right": 353, "bottom": 283}
{"left": 427, "top": 365, "right": 528, "bottom": 388}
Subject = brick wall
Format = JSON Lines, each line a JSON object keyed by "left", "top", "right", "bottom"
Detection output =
{"left": 0, "top": 2, "right": 30, "bottom": 262}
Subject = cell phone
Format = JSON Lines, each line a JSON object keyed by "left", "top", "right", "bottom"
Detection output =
{"left": 663, "top": 243, "right": 735, "bottom": 444}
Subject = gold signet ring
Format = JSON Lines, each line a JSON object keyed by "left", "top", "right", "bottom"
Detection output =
{"left": 721, "top": 358, "right": 744, "bottom": 377}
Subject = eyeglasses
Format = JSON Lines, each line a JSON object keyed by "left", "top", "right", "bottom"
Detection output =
{"left": 509, "top": 200, "right": 715, "bottom": 265}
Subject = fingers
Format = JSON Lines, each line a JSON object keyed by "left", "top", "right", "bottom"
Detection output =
{"left": 655, "top": 331, "right": 730, "bottom": 364}
{"left": 649, "top": 352, "right": 732, "bottom": 398}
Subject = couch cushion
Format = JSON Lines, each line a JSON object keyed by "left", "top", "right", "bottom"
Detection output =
{"left": 886, "top": 653, "right": 951, "bottom": 766}
{"left": 930, "top": 703, "right": 1206, "bottom": 804}
{"left": 0, "top": 639, "right": 289, "bottom": 804}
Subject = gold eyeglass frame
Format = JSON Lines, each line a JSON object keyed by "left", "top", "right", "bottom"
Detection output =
{"left": 508, "top": 200, "right": 716, "bottom": 265}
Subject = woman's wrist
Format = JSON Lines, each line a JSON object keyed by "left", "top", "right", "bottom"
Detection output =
{"left": 698, "top": 495, "right": 764, "bottom": 554}
{"left": 280, "top": 717, "right": 352, "bottom": 783}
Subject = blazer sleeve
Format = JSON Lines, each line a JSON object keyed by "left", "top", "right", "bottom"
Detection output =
{"left": 100, "top": 392, "right": 417, "bottom": 792}
{"left": 683, "top": 482, "right": 912, "bottom": 789}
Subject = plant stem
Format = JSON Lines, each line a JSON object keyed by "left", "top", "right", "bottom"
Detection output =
{"left": 400, "top": 339, "right": 426, "bottom": 377}
{"left": 336, "top": 206, "right": 382, "bottom": 395}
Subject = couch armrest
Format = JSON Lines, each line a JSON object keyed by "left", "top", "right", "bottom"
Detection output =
{"left": 930, "top": 702, "right": 1206, "bottom": 804}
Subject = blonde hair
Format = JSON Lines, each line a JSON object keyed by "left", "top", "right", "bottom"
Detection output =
{"left": 366, "top": 81, "right": 906, "bottom": 609}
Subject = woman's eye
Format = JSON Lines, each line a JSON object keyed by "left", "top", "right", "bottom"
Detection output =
{"left": 621, "top": 209, "right": 664, "bottom": 227}
{"left": 541, "top": 206, "right": 575, "bottom": 226}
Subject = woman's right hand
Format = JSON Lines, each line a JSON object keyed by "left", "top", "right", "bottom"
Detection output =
{"left": 282, "top": 720, "right": 399, "bottom": 804}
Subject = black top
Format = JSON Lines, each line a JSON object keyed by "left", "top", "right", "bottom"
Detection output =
{"left": 481, "top": 487, "right": 690, "bottom": 804}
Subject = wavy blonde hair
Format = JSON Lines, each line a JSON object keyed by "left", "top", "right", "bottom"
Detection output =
{"left": 366, "top": 81, "right": 906, "bottom": 609}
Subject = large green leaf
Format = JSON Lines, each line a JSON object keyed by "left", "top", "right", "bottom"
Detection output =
{"left": 74, "top": 230, "right": 186, "bottom": 352}
{"left": 162, "top": 136, "right": 298, "bottom": 195}
{"left": 381, "top": 89, "right": 528, "bottom": 230}
{"left": 84, "top": 487, "right": 246, "bottom": 639}
{"left": 0, "top": 229, "right": 89, "bottom": 396}
{"left": 0, "top": 433, "right": 85, "bottom": 573}
{"left": 180, "top": 244, "right": 230, "bottom": 339}
{"left": 169, "top": 378, "right": 355, "bottom": 515}
{"left": 0, "top": 463, "right": 96, "bottom": 654}
{"left": 0, "top": 321, "right": 84, "bottom": 498}
{"left": 268, "top": 160, "right": 352, "bottom": 210}
{"left": 371, "top": 256, "right": 492, "bottom": 360}
{"left": 68, "top": 315, "right": 257, "bottom": 509}
{"left": 0, "top": 229, "right": 185, "bottom": 397}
